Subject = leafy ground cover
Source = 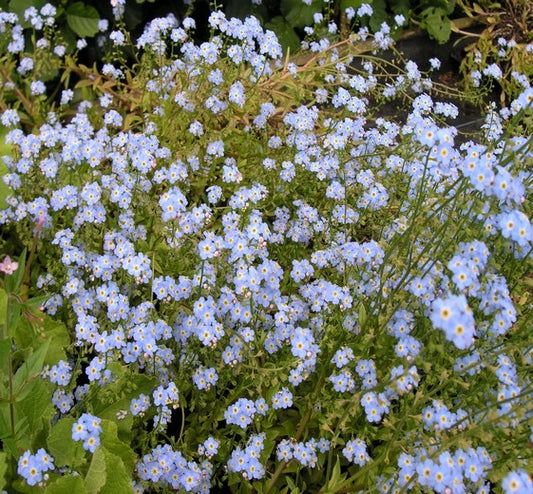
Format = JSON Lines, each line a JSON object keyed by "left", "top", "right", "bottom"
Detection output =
{"left": 0, "top": 2, "right": 532, "bottom": 493}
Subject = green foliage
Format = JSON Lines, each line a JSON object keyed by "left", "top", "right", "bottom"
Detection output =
{"left": 0, "top": 251, "right": 72, "bottom": 488}
{"left": 44, "top": 475, "right": 87, "bottom": 494}
{"left": 65, "top": 2, "right": 100, "bottom": 38}
{"left": 420, "top": 6, "right": 453, "bottom": 43}
{"left": 0, "top": 2, "right": 532, "bottom": 492}
{"left": 7, "top": 0, "right": 46, "bottom": 28}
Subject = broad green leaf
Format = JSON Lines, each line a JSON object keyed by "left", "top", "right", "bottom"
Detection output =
{"left": 13, "top": 375, "right": 39, "bottom": 403}
{"left": 41, "top": 316, "right": 70, "bottom": 366}
{"left": 6, "top": 298, "right": 21, "bottom": 340}
{"left": 47, "top": 418, "right": 85, "bottom": 468}
{"left": 100, "top": 419, "right": 135, "bottom": 474}
{"left": 6, "top": 0, "right": 45, "bottom": 27}
{"left": 226, "top": 0, "right": 268, "bottom": 20}
{"left": 422, "top": 7, "right": 452, "bottom": 43}
{"left": 368, "top": 0, "right": 388, "bottom": 32}
{"left": 84, "top": 446, "right": 133, "bottom": 494}
{"left": 391, "top": 0, "right": 411, "bottom": 16}
{"left": 85, "top": 447, "right": 106, "bottom": 494}
{"left": 45, "top": 474, "right": 87, "bottom": 494}
{"left": 280, "top": 0, "right": 322, "bottom": 28}
{"left": 16, "top": 379, "right": 54, "bottom": 435}
{"left": 23, "top": 294, "right": 50, "bottom": 310}
{"left": 66, "top": 2, "right": 100, "bottom": 38}
{"left": 12, "top": 314, "right": 68, "bottom": 366}
{"left": 99, "top": 447, "right": 133, "bottom": 494}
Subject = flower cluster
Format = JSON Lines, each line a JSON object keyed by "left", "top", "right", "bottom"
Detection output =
{"left": 17, "top": 449, "right": 55, "bottom": 487}
{"left": 0, "top": 3, "right": 532, "bottom": 493}
{"left": 228, "top": 433, "right": 266, "bottom": 480}
{"left": 72, "top": 413, "right": 103, "bottom": 453}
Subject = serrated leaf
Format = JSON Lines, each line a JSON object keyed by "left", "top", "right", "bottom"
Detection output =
{"left": 66, "top": 2, "right": 100, "bottom": 38}
{"left": 100, "top": 419, "right": 135, "bottom": 474}
{"left": 422, "top": 7, "right": 452, "bottom": 44}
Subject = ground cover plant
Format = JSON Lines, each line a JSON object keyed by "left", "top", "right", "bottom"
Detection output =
{"left": 0, "top": 2, "right": 532, "bottom": 493}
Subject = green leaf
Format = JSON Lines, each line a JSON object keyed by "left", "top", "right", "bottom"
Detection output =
{"left": 47, "top": 418, "right": 85, "bottom": 468}
{"left": 85, "top": 445, "right": 133, "bottom": 494}
{"left": 0, "top": 403, "right": 11, "bottom": 441}
{"left": 421, "top": 7, "right": 452, "bottom": 43}
{"left": 99, "top": 447, "right": 133, "bottom": 494}
{"left": 41, "top": 316, "right": 70, "bottom": 366}
{"left": 66, "top": 2, "right": 100, "bottom": 38}
{"left": 340, "top": 0, "right": 366, "bottom": 12}
{"left": 391, "top": 0, "right": 411, "bottom": 16}
{"left": 0, "top": 451, "right": 7, "bottom": 491}
{"left": 368, "top": 0, "right": 388, "bottom": 32}
{"left": 6, "top": 298, "right": 21, "bottom": 341}
{"left": 12, "top": 338, "right": 50, "bottom": 396}
{"left": 92, "top": 372, "right": 155, "bottom": 428}
{"left": 15, "top": 379, "right": 54, "bottom": 435}
{"left": 226, "top": 0, "right": 268, "bottom": 20}
{"left": 0, "top": 289, "right": 8, "bottom": 339}
{"left": 280, "top": 0, "right": 322, "bottom": 28}
{"left": 0, "top": 337, "right": 10, "bottom": 375}
{"left": 100, "top": 419, "right": 135, "bottom": 475}
{"left": 85, "top": 447, "right": 106, "bottom": 494}
{"left": 358, "top": 303, "right": 367, "bottom": 328}
{"left": 45, "top": 474, "right": 87, "bottom": 494}
{"left": 12, "top": 314, "right": 68, "bottom": 366}
{"left": 6, "top": 0, "right": 46, "bottom": 27}
{"left": 265, "top": 17, "right": 300, "bottom": 55}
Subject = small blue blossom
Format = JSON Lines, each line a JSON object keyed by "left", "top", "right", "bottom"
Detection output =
{"left": 18, "top": 448, "right": 55, "bottom": 486}
{"left": 30, "top": 80, "right": 46, "bottom": 95}
{"left": 72, "top": 413, "right": 102, "bottom": 452}
{"left": 271, "top": 387, "right": 293, "bottom": 409}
